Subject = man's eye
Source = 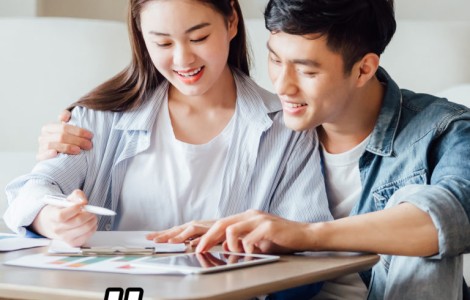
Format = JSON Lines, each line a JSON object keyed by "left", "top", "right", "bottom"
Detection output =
{"left": 299, "top": 70, "right": 317, "bottom": 77}
{"left": 269, "top": 56, "right": 281, "bottom": 64}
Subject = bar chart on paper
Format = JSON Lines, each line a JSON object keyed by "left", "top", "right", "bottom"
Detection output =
{"left": 5, "top": 254, "right": 179, "bottom": 274}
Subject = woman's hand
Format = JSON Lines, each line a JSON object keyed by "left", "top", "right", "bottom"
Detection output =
{"left": 37, "top": 110, "right": 94, "bottom": 161}
{"left": 146, "top": 220, "right": 216, "bottom": 247}
{"left": 32, "top": 189, "right": 98, "bottom": 246}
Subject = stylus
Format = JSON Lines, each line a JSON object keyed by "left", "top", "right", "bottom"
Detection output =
{"left": 42, "top": 195, "right": 116, "bottom": 216}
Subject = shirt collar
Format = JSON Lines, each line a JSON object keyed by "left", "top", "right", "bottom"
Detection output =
{"left": 114, "top": 83, "right": 167, "bottom": 131}
{"left": 231, "top": 69, "right": 280, "bottom": 131}
{"left": 114, "top": 69, "right": 280, "bottom": 133}
{"left": 366, "top": 67, "right": 403, "bottom": 157}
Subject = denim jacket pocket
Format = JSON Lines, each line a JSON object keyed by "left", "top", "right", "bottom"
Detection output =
{"left": 371, "top": 169, "right": 428, "bottom": 211}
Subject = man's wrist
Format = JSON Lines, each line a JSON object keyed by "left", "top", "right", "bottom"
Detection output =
{"left": 303, "top": 221, "right": 330, "bottom": 251}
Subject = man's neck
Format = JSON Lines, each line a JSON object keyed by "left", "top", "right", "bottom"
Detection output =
{"left": 318, "top": 76, "right": 385, "bottom": 154}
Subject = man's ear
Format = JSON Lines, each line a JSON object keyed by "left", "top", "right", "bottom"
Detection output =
{"left": 355, "top": 53, "right": 380, "bottom": 88}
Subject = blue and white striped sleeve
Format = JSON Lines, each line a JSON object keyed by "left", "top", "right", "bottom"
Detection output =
{"left": 3, "top": 107, "right": 91, "bottom": 235}
{"left": 268, "top": 129, "right": 333, "bottom": 223}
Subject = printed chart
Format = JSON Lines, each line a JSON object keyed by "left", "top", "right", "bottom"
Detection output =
{"left": 5, "top": 254, "right": 178, "bottom": 274}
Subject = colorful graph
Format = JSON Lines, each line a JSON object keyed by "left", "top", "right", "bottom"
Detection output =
{"left": 67, "top": 256, "right": 113, "bottom": 268}
{"left": 49, "top": 256, "right": 85, "bottom": 265}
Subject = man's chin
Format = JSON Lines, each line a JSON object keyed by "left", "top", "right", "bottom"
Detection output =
{"left": 284, "top": 115, "right": 311, "bottom": 132}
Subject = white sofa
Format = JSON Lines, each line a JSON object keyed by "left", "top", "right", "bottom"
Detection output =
{"left": 0, "top": 17, "right": 469, "bottom": 282}
{"left": 0, "top": 17, "right": 130, "bottom": 214}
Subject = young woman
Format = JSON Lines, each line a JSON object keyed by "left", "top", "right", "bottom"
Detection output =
{"left": 5, "top": 0, "right": 331, "bottom": 249}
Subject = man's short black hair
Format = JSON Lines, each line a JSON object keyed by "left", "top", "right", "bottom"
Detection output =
{"left": 264, "top": 0, "right": 396, "bottom": 73}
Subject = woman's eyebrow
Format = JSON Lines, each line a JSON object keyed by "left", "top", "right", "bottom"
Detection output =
{"left": 149, "top": 22, "right": 211, "bottom": 36}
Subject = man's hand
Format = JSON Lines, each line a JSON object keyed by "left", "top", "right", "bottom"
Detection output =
{"left": 37, "top": 110, "right": 93, "bottom": 161}
{"left": 31, "top": 189, "right": 98, "bottom": 246}
{"left": 196, "top": 209, "right": 316, "bottom": 254}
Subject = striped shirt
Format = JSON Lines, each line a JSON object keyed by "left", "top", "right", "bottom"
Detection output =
{"left": 4, "top": 70, "right": 332, "bottom": 235}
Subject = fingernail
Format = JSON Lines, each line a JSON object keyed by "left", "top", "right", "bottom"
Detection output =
{"left": 71, "top": 146, "right": 81, "bottom": 154}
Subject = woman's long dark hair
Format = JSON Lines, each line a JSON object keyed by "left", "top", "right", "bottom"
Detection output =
{"left": 70, "top": 0, "right": 250, "bottom": 112}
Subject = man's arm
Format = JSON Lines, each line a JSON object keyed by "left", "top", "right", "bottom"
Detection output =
{"left": 196, "top": 203, "right": 438, "bottom": 256}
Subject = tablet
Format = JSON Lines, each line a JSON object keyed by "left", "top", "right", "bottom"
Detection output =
{"left": 131, "top": 251, "right": 280, "bottom": 274}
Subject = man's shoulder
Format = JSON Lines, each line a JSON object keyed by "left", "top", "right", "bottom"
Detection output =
{"left": 395, "top": 90, "right": 470, "bottom": 145}
{"left": 401, "top": 89, "right": 470, "bottom": 126}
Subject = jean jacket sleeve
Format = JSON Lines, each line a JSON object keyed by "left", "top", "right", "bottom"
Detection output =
{"left": 392, "top": 118, "right": 470, "bottom": 258}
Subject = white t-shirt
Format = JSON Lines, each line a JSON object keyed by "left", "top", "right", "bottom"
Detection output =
{"left": 115, "top": 97, "right": 235, "bottom": 230}
{"left": 313, "top": 136, "right": 370, "bottom": 300}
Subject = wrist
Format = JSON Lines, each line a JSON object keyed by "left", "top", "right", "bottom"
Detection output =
{"left": 302, "top": 221, "right": 330, "bottom": 251}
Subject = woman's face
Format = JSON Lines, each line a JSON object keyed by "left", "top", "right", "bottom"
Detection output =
{"left": 140, "top": 0, "right": 238, "bottom": 97}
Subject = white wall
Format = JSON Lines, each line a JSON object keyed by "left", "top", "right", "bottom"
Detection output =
{"left": 0, "top": 0, "right": 37, "bottom": 17}
{"left": 1, "top": 0, "right": 469, "bottom": 22}
{"left": 396, "top": 0, "right": 470, "bottom": 21}
{"left": 37, "top": 0, "right": 128, "bottom": 21}
{"left": 239, "top": 0, "right": 470, "bottom": 20}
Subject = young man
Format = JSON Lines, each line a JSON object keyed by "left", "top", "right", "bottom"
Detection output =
{"left": 31, "top": 0, "right": 469, "bottom": 298}
{"left": 196, "top": 0, "right": 470, "bottom": 299}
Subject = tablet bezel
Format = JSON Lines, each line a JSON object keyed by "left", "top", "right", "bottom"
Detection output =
{"left": 131, "top": 251, "right": 280, "bottom": 274}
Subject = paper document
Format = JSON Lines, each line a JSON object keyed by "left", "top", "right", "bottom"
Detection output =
{"left": 48, "top": 231, "right": 186, "bottom": 254}
{"left": 5, "top": 253, "right": 181, "bottom": 275}
{"left": 0, "top": 233, "right": 50, "bottom": 252}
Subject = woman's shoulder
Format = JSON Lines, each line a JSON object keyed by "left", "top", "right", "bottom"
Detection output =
{"left": 69, "top": 82, "right": 167, "bottom": 130}
{"left": 69, "top": 105, "right": 118, "bottom": 126}
{"left": 233, "top": 69, "right": 281, "bottom": 113}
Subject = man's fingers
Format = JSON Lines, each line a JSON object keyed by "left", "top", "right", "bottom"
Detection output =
{"left": 196, "top": 221, "right": 228, "bottom": 252}
{"left": 44, "top": 121, "right": 93, "bottom": 140}
{"left": 40, "top": 123, "right": 93, "bottom": 149}
{"left": 36, "top": 149, "right": 58, "bottom": 161}
{"left": 196, "top": 211, "right": 261, "bottom": 252}
{"left": 63, "top": 124, "right": 94, "bottom": 143}
{"left": 188, "top": 237, "right": 201, "bottom": 247}
{"left": 225, "top": 219, "right": 261, "bottom": 253}
{"left": 58, "top": 110, "right": 72, "bottom": 123}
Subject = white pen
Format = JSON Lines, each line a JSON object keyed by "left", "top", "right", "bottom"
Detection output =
{"left": 42, "top": 195, "right": 116, "bottom": 216}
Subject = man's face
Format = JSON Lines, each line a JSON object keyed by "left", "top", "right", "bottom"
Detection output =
{"left": 267, "top": 31, "right": 357, "bottom": 131}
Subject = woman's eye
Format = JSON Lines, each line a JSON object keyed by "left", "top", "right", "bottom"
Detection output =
{"left": 155, "top": 42, "right": 171, "bottom": 47}
{"left": 191, "top": 35, "right": 209, "bottom": 43}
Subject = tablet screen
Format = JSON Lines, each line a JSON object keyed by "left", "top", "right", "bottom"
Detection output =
{"left": 132, "top": 251, "right": 279, "bottom": 274}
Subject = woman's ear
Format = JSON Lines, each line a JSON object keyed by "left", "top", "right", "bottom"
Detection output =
{"left": 355, "top": 53, "right": 380, "bottom": 88}
{"left": 227, "top": 1, "right": 239, "bottom": 40}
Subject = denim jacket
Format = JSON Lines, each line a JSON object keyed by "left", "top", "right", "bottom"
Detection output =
{"left": 355, "top": 68, "right": 470, "bottom": 299}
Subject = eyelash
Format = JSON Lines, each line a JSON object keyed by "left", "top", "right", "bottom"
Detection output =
{"left": 191, "top": 35, "right": 209, "bottom": 43}
{"left": 269, "top": 55, "right": 317, "bottom": 77}
{"left": 155, "top": 35, "right": 209, "bottom": 48}
{"left": 269, "top": 56, "right": 281, "bottom": 64}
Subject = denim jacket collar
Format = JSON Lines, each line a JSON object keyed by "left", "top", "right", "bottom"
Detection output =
{"left": 366, "top": 67, "right": 403, "bottom": 157}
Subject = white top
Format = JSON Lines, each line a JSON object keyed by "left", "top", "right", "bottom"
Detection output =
{"left": 313, "top": 136, "right": 370, "bottom": 300}
{"left": 5, "top": 71, "right": 331, "bottom": 238}
{"left": 116, "top": 97, "right": 235, "bottom": 230}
